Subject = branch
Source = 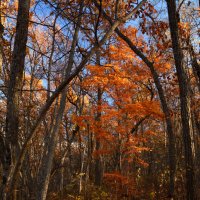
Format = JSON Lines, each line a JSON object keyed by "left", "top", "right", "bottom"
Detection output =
{"left": 6, "top": 1, "right": 145, "bottom": 192}
{"left": 131, "top": 115, "right": 150, "bottom": 134}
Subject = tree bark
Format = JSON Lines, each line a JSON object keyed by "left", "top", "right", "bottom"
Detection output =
{"left": 0, "top": 0, "right": 4, "bottom": 75}
{"left": 6, "top": 0, "right": 30, "bottom": 149}
{"left": 94, "top": 52, "right": 102, "bottom": 185}
{"left": 5, "top": 1, "right": 146, "bottom": 194}
{"left": 3, "top": 0, "right": 30, "bottom": 199}
{"left": 166, "top": 0, "right": 196, "bottom": 199}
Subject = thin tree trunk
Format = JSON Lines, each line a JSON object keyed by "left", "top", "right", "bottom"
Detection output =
{"left": 47, "top": 15, "right": 57, "bottom": 100}
{"left": 36, "top": 2, "right": 84, "bottom": 199}
{"left": 86, "top": 123, "right": 93, "bottom": 181}
{"left": 94, "top": 51, "right": 102, "bottom": 186}
{"left": 79, "top": 147, "right": 86, "bottom": 194}
{"left": 166, "top": 0, "right": 196, "bottom": 199}
{"left": 5, "top": 2, "right": 145, "bottom": 192}
{"left": 0, "top": 0, "right": 4, "bottom": 75}
{"left": 189, "top": 41, "right": 200, "bottom": 91}
{"left": 59, "top": 151, "right": 67, "bottom": 199}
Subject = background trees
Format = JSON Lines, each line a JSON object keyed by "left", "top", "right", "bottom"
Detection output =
{"left": 0, "top": 0, "right": 199, "bottom": 199}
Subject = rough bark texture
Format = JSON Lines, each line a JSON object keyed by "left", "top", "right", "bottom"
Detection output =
{"left": 3, "top": 0, "right": 30, "bottom": 198}
{"left": 166, "top": 0, "right": 196, "bottom": 199}
{"left": 6, "top": 0, "right": 30, "bottom": 148}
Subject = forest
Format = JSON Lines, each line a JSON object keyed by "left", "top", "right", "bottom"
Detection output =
{"left": 0, "top": 0, "right": 199, "bottom": 199}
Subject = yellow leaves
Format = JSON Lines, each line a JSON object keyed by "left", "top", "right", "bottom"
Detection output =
{"left": 85, "top": 62, "right": 147, "bottom": 93}
{"left": 126, "top": 146, "right": 149, "bottom": 154}
{"left": 72, "top": 115, "right": 91, "bottom": 128}
{"left": 143, "top": 101, "right": 164, "bottom": 118}
{"left": 178, "top": 22, "right": 190, "bottom": 30}
{"left": 124, "top": 102, "right": 144, "bottom": 116}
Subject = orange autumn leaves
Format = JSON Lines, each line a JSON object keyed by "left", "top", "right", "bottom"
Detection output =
{"left": 68, "top": 21, "right": 172, "bottom": 189}
{"left": 72, "top": 52, "right": 163, "bottom": 169}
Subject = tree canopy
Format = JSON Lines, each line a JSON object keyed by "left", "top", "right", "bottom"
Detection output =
{"left": 0, "top": 0, "right": 200, "bottom": 199}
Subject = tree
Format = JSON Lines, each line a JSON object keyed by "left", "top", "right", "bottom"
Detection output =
{"left": 0, "top": 0, "right": 199, "bottom": 199}
{"left": 3, "top": 0, "right": 147, "bottom": 198}
{"left": 166, "top": 0, "right": 196, "bottom": 199}
{"left": 93, "top": 1, "right": 177, "bottom": 197}
{"left": 3, "top": 0, "right": 31, "bottom": 199}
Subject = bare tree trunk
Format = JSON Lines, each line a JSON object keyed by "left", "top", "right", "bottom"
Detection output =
{"left": 166, "top": 0, "right": 196, "bottom": 199}
{"left": 36, "top": 2, "right": 84, "bottom": 199}
{"left": 59, "top": 151, "right": 67, "bottom": 199}
{"left": 0, "top": 0, "right": 4, "bottom": 75}
{"left": 3, "top": 0, "right": 30, "bottom": 199}
{"left": 94, "top": 51, "right": 102, "bottom": 186}
{"left": 6, "top": 0, "right": 30, "bottom": 153}
{"left": 148, "top": 62, "right": 176, "bottom": 199}
{"left": 86, "top": 123, "right": 93, "bottom": 182}
{"left": 47, "top": 15, "right": 57, "bottom": 100}
{"left": 79, "top": 147, "right": 85, "bottom": 194}
{"left": 5, "top": 2, "right": 146, "bottom": 193}
{"left": 36, "top": 92, "right": 66, "bottom": 200}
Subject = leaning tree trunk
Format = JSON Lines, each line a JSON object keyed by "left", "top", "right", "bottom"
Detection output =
{"left": 166, "top": 0, "right": 196, "bottom": 199}
{"left": 36, "top": 2, "right": 84, "bottom": 199}
{"left": 116, "top": 30, "right": 176, "bottom": 199}
{"left": 6, "top": 1, "right": 146, "bottom": 195}
{"left": 3, "top": 0, "right": 30, "bottom": 199}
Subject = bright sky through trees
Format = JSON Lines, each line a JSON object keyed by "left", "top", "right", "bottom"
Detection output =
{"left": 0, "top": 0, "right": 200, "bottom": 199}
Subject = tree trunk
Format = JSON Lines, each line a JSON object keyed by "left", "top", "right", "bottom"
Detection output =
{"left": 36, "top": 2, "right": 84, "bottom": 199}
{"left": 166, "top": 0, "right": 196, "bottom": 199}
{"left": 36, "top": 94, "right": 66, "bottom": 200}
{"left": 0, "top": 0, "right": 4, "bottom": 75}
{"left": 3, "top": 0, "right": 30, "bottom": 198}
{"left": 148, "top": 63, "right": 176, "bottom": 199}
{"left": 6, "top": 1, "right": 145, "bottom": 192}
{"left": 94, "top": 95, "right": 102, "bottom": 186}
{"left": 6, "top": 0, "right": 30, "bottom": 151}
{"left": 94, "top": 52, "right": 102, "bottom": 186}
